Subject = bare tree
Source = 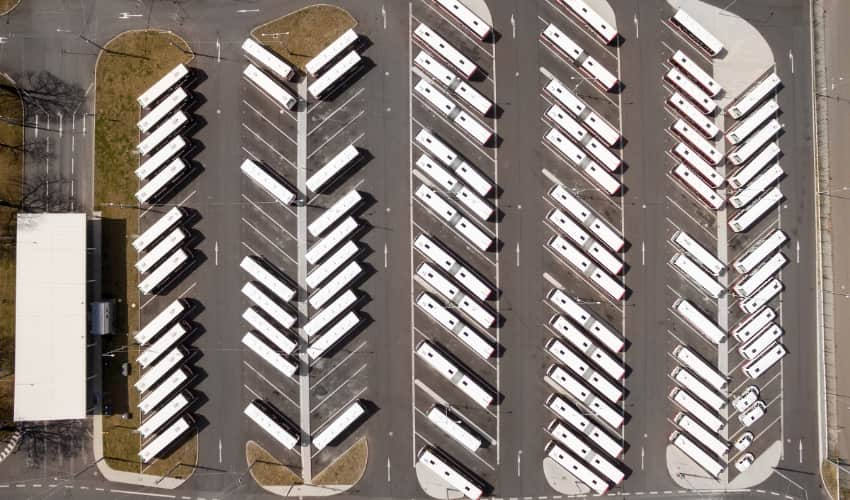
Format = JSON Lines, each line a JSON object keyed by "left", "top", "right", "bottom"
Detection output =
{"left": 18, "top": 420, "right": 91, "bottom": 467}
{"left": 0, "top": 70, "right": 85, "bottom": 117}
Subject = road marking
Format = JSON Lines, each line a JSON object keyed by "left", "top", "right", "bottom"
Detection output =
{"left": 236, "top": 8, "right": 259, "bottom": 13}
{"left": 243, "top": 99, "right": 297, "bottom": 145}
{"left": 312, "top": 340, "right": 367, "bottom": 384}
{"left": 796, "top": 239, "right": 800, "bottom": 263}
{"left": 382, "top": 5, "right": 387, "bottom": 29}
{"left": 788, "top": 50, "right": 794, "bottom": 74}
{"left": 384, "top": 243, "right": 388, "bottom": 268}
{"left": 641, "top": 446, "right": 645, "bottom": 469}
{"left": 218, "top": 439, "right": 222, "bottom": 464}
{"left": 307, "top": 117, "right": 365, "bottom": 159}
{"left": 387, "top": 457, "right": 391, "bottom": 481}
{"left": 311, "top": 364, "right": 367, "bottom": 414}
{"left": 799, "top": 439, "right": 803, "bottom": 463}
{"left": 641, "top": 241, "right": 645, "bottom": 266}
{"left": 511, "top": 14, "right": 516, "bottom": 39}
{"left": 308, "top": 87, "right": 364, "bottom": 135}
{"left": 110, "top": 489, "right": 175, "bottom": 498}
{"left": 634, "top": 13, "right": 639, "bottom": 39}
{"left": 216, "top": 37, "right": 220, "bottom": 63}
{"left": 516, "top": 449, "right": 522, "bottom": 476}
{"left": 244, "top": 362, "right": 298, "bottom": 407}
{"left": 214, "top": 241, "right": 219, "bottom": 266}
{"left": 177, "top": 282, "right": 197, "bottom": 299}
{"left": 516, "top": 242, "right": 520, "bottom": 267}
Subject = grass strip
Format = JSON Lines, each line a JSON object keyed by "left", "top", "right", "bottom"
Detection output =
{"left": 312, "top": 437, "right": 368, "bottom": 486}
{"left": 246, "top": 441, "right": 303, "bottom": 487}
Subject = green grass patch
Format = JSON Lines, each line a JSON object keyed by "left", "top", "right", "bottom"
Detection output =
{"left": 0, "top": 73, "right": 23, "bottom": 440}
{"left": 246, "top": 441, "right": 303, "bottom": 487}
{"left": 251, "top": 5, "right": 357, "bottom": 72}
{"left": 94, "top": 29, "right": 196, "bottom": 475}
{"left": 312, "top": 437, "right": 368, "bottom": 486}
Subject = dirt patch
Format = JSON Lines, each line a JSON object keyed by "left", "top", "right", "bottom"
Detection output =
{"left": 94, "top": 29, "right": 196, "bottom": 475}
{"left": 251, "top": 5, "right": 357, "bottom": 72}
{"left": 312, "top": 437, "right": 368, "bottom": 486}
{"left": 246, "top": 440, "right": 303, "bottom": 487}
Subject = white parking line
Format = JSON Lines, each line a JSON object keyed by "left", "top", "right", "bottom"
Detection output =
{"left": 310, "top": 389, "right": 369, "bottom": 459}
{"left": 412, "top": 107, "right": 495, "bottom": 163}
{"left": 177, "top": 282, "right": 197, "bottom": 299}
{"left": 244, "top": 361, "right": 299, "bottom": 408}
{"left": 242, "top": 193, "right": 297, "bottom": 240}
{"left": 665, "top": 195, "right": 716, "bottom": 240}
{"left": 308, "top": 87, "right": 366, "bottom": 136}
{"left": 311, "top": 364, "right": 368, "bottom": 414}
{"left": 241, "top": 122, "right": 296, "bottom": 168}
{"left": 241, "top": 217, "right": 297, "bottom": 264}
{"left": 412, "top": 170, "right": 496, "bottom": 237}
{"left": 243, "top": 99, "right": 297, "bottom": 145}
{"left": 541, "top": 0, "right": 617, "bottom": 57}
{"left": 312, "top": 340, "right": 368, "bottom": 385}
{"left": 413, "top": 324, "right": 496, "bottom": 370}
{"left": 412, "top": 6, "right": 493, "bottom": 59}
{"left": 411, "top": 209, "right": 496, "bottom": 267}
{"left": 413, "top": 378, "right": 496, "bottom": 445}
{"left": 308, "top": 123, "right": 365, "bottom": 161}
{"left": 540, "top": 141, "right": 620, "bottom": 211}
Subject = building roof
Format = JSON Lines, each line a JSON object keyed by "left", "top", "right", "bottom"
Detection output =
{"left": 14, "top": 213, "right": 87, "bottom": 421}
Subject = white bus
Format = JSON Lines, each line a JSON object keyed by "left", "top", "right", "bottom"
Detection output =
{"left": 138, "top": 248, "right": 189, "bottom": 295}
{"left": 673, "top": 299, "right": 725, "bottom": 345}
{"left": 414, "top": 234, "right": 492, "bottom": 301}
{"left": 135, "top": 298, "right": 187, "bottom": 345}
{"left": 304, "top": 289, "right": 357, "bottom": 338}
{"left": 308, "top": 260, "right": 361, "bottom": 310}
{"left": 138, "top": 111, "right": 188, "bottom": 156}
{"left": 133, "top": 207, "right": 186, "bottom": 253}
{"left": 307, "top": 144, "right": 359, "bottom": 193}
{"left": 242, "top": 332, "right": 297, "bottom": 378}
{"left": 545, "top": 105, "right": 621, "bottom": 172}
{"left": 242, "top": 282, "right": 296, "bottom": 329}
{"left": 138, "top": 64, "right": 190, "bottom": 108}
{"left": 732, "top": 252, "right": 787, "bottom": 297}
{"left": 433, "top": 0, "right": 492, "bottom": 40}
{"left": 307, "top": 311, "right": 360, "bottom": 361}
{"left": 416, "top": 77, "right": 459, "bottom": 114}
{"left": 416, "top": 155, "right": 493, "bottom": 220}
{"left": 673, "top": 345, "right": 726, "bottom": 389}
{"left": 427, "top": 405, "right": 482, "bottom": 451}
{"left": 313, "top": 400, "right": 366, "bottom": 451}
{"left": 547, "top": 289, "right": 624, "bottom": 352}
{"left": 545, "top": 78, "right": 620, "bottom": 146}
{"left": 727, "top": 100, "right": 779, "bottom": 145}
{"left": 739, "top": 323, "right": 783, "bottom": 360}
{"left": 671, "top": 50, "right": 721, "bottom": 97}
{"left": 244, "top": 401, "right": 299, "bottom": 450}
{"left": 138, "top": 87, "right": 189, "bottom": 134}
{"left": 669, "top": 387, "right": 724, "bottom": 433}
{"left": 549, "top": 185, "right": 624, "bottom": 251}
{"left": 670, "top": 430, "right": 724, "bottom": 479}
{"left": 136, "top": 135, "right": 186, "bottom": 180}
{"left": 728, "top": 143, "right": 780, "bottom": 190}
{"left": 560, "top": 0, "right": 618, "bottom": 44}
{"left": 548, "top": 421, "right": 625, "bottom": 485}
{"left": 546, "top": 394, "right": 623, "bottom": 458}
{"left": 547, "top": 365, "right": 623, "bottom": 428}
{"left": 416, "top": 340, "right": 493, "bottom": 407}
{"left": 138, "top": 393, "right": 189, "bottom": 440}
{"left": 244, "top": 63, "right": 297, "bottom": 110}
{"left": 416, "top": 264, "right": 495, "bottom": 328}
{"left": 416, "top": 447, "right": 483, "bottom": 500}
{"left": 308, "top": 50, "right": 362, "bottom": 100}
{"left": 728, "top": 119, "right": 782, "bottom": 166}
{"left": 242, "top": 307, "right": 296, "bottom": 355}
{"left": 671, "top": 119, "right": 723, "bottom": 165}
{"left": 135, "top": 348, "right": 185, "bottom": 393}
{"left": 728, "top": 73, "right": 782, "bottom": 119}
{"left": 580, "top": 56, "right": 619, "bottom": 92}
{"left": 544, "top": 128, "right": 620, "bottom": 196}
{"left": 137, "top": 322, "right": 188, "bottom": 369}
{"left": 550, "top": 315, "right": 624, "bottom": 380}
{"left": 734, "top": 230, "right": 787, "bottom": 274}
{"left": 670, "top": 9, "right": 724, "bottom": 57}
{"left": 306, "top": 241, "right": 359, "bottom": 290}
{"left": 671, "top": 366, "right": 725, "bottom": 411}
{"left": 675, "top": 413, "right": 728, "bottom": 457}
{"left": 308, "top": 190, "right": 363, "bottom": 237}
{"left": 545, "top": 442, "right": 609, "bottom": 495}
{"left": 743, "top": 342, "right": 787, "bottom": 379}
{"left": 413, "top": 23, "right": 477, "bottom": 79}
{"left": 241, "top": 158, "right": 295, "bottom": 205}
{"left": 139, "top": 369, "right": 189, "bottom": 415}
{"left": 672, "top": 163, "right": 725, "bottom": 211}
{"left": 139, "top": 416, "right": 192, "bottom": 463}
{"left": 305, "top": 216, "right": 359, "bottom": 265}
{"left": 542, "top": 23, "right": 584, "bottom": 62}
{"left": 305, "top": 29, "right": 359, "bottom": 77}
{"left": 136, "top": 227, "right": 187, "bottom": 274}
{"left": 672, "top": 230, "right": 724, "bottom": 276}
{"left": 546, "top": 338, "right": 622, "bottom": 403}
{"left": 729, "top": 186, "right": 783, "bottom": 233}
{"left": 671, "top": 252, "right": 725, "bottom": 299}
{"left": 240, "top": 256, "right": 296, "bottom": 302}
{"left": 731, "top": 306, "right": 776, "bottom": 344}
{"left": 547, "top": 235, "right": 626, "bottom": 301}
{"left": 548, "top": 209, "right": 622, "bottom": 275}
{"left": 415, "top": 129, "right": 492, "bottom": 196}
{"left": 136, "top": 158, "right": 187, "bottom": 205}
{"left": 415, "top": 184, "right": 493, "bottom": 251}
{"left": 454, "top": 110, "right": 493, "bottom": 145}
{"left": 414, "top": 52, "right": 492, "bottom": 115}
{"left": 729, "top": 164, "right": 783, "bottom": 209}
{"left": 667, "top": 92, "right": 719, "bottom": 138}
{"left": 665, "top": 68, "right": 717, "bottom": 114}
{"left": 740, "top": 278, "right": 783, "bottom": 314}
{"left": 242, "top": 38, "right": 294, "bottom": 81}
{"left": 416, "top": 293, "right": 493, "bottom": 359}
